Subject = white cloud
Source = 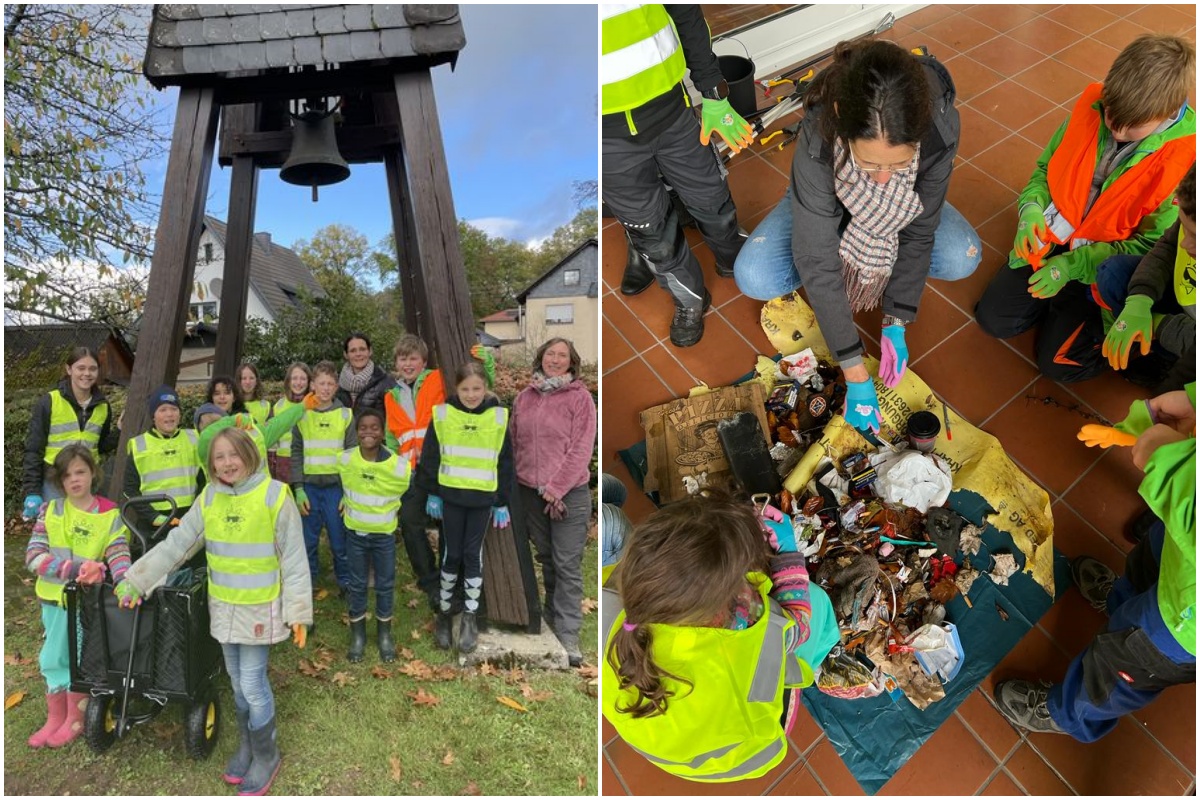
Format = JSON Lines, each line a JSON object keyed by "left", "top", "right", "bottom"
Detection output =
{"left": 466, "top": 217, "right": 524, "bottom": 239}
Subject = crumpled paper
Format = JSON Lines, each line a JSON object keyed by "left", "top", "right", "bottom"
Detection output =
{"left": 989, "top": 553, "right": 1019, "bottom": 586}
{"left": 873, "top": 452, "right": 952, "bottom": 513}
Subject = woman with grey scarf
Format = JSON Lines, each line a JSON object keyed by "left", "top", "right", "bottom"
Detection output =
{"left": 335, "top": 332, "right": 396, "bottom": 416}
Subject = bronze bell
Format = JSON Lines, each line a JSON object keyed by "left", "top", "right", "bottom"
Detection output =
{"left": 280, "top": 109, "right": 350, "bottom": 201}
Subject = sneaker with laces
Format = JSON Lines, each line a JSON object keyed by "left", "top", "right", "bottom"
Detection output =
{"left": 994, "top": 679, "right": 1066, "bottom": 735}
{"left": 1070, "top": 555, "right": 1116, "bottom": 614}
{"left": 669, "top": 290, "right": 711, "bottom": 348}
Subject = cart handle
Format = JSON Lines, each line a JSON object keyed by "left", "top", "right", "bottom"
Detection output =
{"left": 119, "top": 494, "right": 179, "bottom": 554}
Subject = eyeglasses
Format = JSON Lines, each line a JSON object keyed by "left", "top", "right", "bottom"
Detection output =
{"left": 847, "top": 145, "right": 918, "bottom": 175}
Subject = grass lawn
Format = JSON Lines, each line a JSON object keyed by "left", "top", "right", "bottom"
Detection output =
{"left": 3, "top": 519, "right": 599, "bottom": 796}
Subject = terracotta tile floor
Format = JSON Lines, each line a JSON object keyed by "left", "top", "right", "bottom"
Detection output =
{"left": 601, "top": 4, "right": 1197, "bottom": 795}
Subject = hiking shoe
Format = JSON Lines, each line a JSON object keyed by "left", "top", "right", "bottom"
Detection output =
{"left": 669, "top": 290, "right": 711, "bottom": 348}
{"left": 1070, "top": 555, "right": 1116, "bottom": 614}
{"left": 994, "top": 679, "right": 1066, "bottom": 735}
{"left": 620, "top": 246, "right": 655, "bottom": 295}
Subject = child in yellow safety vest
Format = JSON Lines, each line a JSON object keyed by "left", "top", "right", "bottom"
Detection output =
{"left": 270, "top": 362, "right": 312, "bottom": 483}
{"left": 236, "top": 362, "right": 272, "bottom": 428}
{"left": 26, "top": 443, "right": 132, "bottom": 749}
{"left": 415, "top": 359, "right": 514, "bottom": 655}
{"left": 122, "top": 385, "right": 203, "bottom": 539}
{"left": 335, "top": 407, "right": 411, "bottom": 663}
{"left": 115, "top": 427, "right": 312, "bottom": 796}
{"left": 601, "top": 491, "right": 840, "bottom": 783}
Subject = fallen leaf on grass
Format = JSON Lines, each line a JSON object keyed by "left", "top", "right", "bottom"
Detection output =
{"left": 389, "top": 755, "right": 403, "bottom": 782}
{"left": 399, "top": 660, "right": 434, "bottom": 680}
{"left": 501, "top": 668, "right": 526, "bottom": 685}
{"left": 410, "top": 780, "right": 424, "bottom": 790}
{"left": 315, "top": 588, "right": 330, "bottom": 601}
{"left": 298, "top": 659, "right": 327, "bottom": 678}
{"left": 402, "top": 582, "right": 419, "bottom": 593}
{"left": 399, "top": 648, "right": 415, "bottom": 660}
{"left": 410, "top": 629, "right": 422, "bottom": 641}
{"left": 332, "top": 671, "right": 357, "bottom": 687}
{"left": 477, "top": 663, "right": 497, "bottom": 677}
{"left": 441, "top": 749, "right": 456, "bottom": 766}
{"left": 576, "top": 664, "right": 599, "bottom": 679}
{"left": 496, "top": 695, "right": 528, "bottom": 713}
{"left": 464, "top": 780, "right": 482, "bottom": 795}
{"left": 5, "top": 692, "right": 25, "bottom": 709}
{"left": 519, "top": 684, "right": 553, "bottom": 702}
{"left": 580, "top": 597, "right": 597, "bottom": 615}
{"left": 407, "top": 688, "right": 441, "bottom": 706}
{"left": 422, "top": 619, "right": 435, "bottom": 633}
{"left": 406, "top": 598, "right": 421, "bottom": 609}
{"left": 578, "top": 774, "right": 587, "bottom": 790}
{"left": 371, "top": 665, "right": 393, "bottom": 680}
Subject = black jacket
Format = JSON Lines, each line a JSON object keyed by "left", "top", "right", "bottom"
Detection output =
{"left": 416, "top": 394, "right": 514, "bottom": 509}
{"left": 601, "top": 5, "right": 724, "bottom": 141}
{"left": 790, "top": 55, "right": 960, "bottom": 366}
{"left": 335, "top": 363, "right": 396, "bottom": 416}
{"left": 23, "top": 378, "right": 118, "bottom": 496}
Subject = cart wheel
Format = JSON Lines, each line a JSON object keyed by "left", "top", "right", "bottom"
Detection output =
{"left": 84, "top": 694, "right": 117, "bottom": 754}
{"left": 183, "top": 696, "right": 219, "bottom": 760}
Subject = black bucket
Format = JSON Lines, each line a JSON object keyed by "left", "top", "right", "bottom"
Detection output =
{"left": 718, "top": 54, "right": 756, "bottom": 117}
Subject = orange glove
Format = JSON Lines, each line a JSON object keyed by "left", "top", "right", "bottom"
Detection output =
{"left": 1077, "top": 425, "right": 1138, "bottom": 449}
{"left": 292, "top": 623, "right": 307, "bottom": 649}
{"left": 235, "top": 413, "right": 255, "bottom": 431}
{"left": 303, "top": 392, "right": 320, "bottom": 411}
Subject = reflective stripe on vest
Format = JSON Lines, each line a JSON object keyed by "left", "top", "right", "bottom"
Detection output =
{"left": 432, "top": 405, "right": 508, "bottom": 492}
{"left": 45, "top": 390, "right": 108, "bottom": 464}
{"left": 385, "top": 371, "right": 444, "bottom": 462}
{"left": 36, "top": 499, "right": 124, "bottom": 604}
{"left": 601, "top": 4, "right": 687, "bottom": 115}
{"left": 297, "top": 407, "right": 352, "bottom": 475}
{"left": 201, "top": 480, "right": 285, "bottom": 605}
{"left": 601, "top": 576, "right": 807, "bottom": 782}
{"left": 1046, "top": 83, "right": 1197, "bottom": 246}
{"left": 129, "top": 429, "right": 200, "bottom": 512}
{"left": 273, "top": 398, "right": 302, "bottom": 456}
{"left": 337, "top": 448, "right": 411, "bottom": 533}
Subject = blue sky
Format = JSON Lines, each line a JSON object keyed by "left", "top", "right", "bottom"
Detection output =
{"left": 150, "top": 4, "right": 598, "bottom": 251}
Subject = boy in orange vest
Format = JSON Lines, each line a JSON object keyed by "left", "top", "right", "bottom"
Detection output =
{"left": 976, "top": 34, "right": 1195, "bottom": 383}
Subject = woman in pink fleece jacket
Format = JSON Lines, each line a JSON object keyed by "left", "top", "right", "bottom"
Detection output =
{"left": 511, "top": 337, "right": 596, "bottom": 666}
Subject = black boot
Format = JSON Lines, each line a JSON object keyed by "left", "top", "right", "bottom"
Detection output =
{"left": 434, "top": 613, "right": 453, "bottom": 650}
{"left": 347, "top": 617, "right": 366, "bottom": 663}
{"left": 669, "top": 289, "right": 712, "bottom": 348}
{"left": 620, "top": 241, "right": 655, "bottom": 296}
{"left": 377, "top": 618, "right": 396, "bottom": 663}
{"left": 237, "top": 717, "right": 281, "bottom": 796}
{"left": 222, "top": 708, "right": 253, "bottom": 786}
{"left": 458, "top": 612, "right": 479, "bottom": 654}
{"left": 714, "top": 228, "right": 749, "bottom": 278}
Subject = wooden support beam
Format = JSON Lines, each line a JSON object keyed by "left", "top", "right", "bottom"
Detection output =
{"left": 212, "top": 154, "right": 259, "bottom": 377}
{"left": 218, "top": 124, "right": 402, "bottom": 167}
{"left": 110, "top": 87, "right": 218, "bottom": 498}
{"left": 391, "top": 69, "right": 475, "bottom": 378}
{"left": 374, "top": 91, "right": 424, "bottom": 341}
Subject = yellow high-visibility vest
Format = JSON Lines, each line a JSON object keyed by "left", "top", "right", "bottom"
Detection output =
{"left": 296, "top": 407, "right": 352, "bottom": 476}
{"left": 128, "top": 429, "right": 201, "bottom": 513}
{"left": 601, "top": 4, "right": 687, "bottom": 115}
{"left": 201, "top": 480, "right": 287, "bottom": 605}
{"left": 337, "top": 447, "right": 411, "bottom": 533}
{"left": 431, "top": 404, "right": 508, "bottom": 492}
{"left": 37, "top": 500, "right": 125, "bottom": 604}
{"left": 45, "top": 390, "right": 108, "bottom": 464}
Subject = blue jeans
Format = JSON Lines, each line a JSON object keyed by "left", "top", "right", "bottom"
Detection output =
{"left": 600, "top": 474, "right": 630, "bottom": 568}
{"left": 221, "top": 643, "right": 274, "bottom": 730}
{"left": 346, "top": 531, "right": 396, "bottom": 620}
{"left": 301, "top": 483, "right": 348, "bottom": 588}
{"left": 1094, "top": 254, "right": 1142, "bottom": 310}
{"left": 733, "top": 188, "right": 982, "bottom": 300}
{"left": 1048, "top": 522, "right": 1196, "bottom": 742}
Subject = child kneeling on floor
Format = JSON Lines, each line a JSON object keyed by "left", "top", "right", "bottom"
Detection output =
{"left": 116, "top": 427, "right": 312, "bottom": 795}
{"left": 26, "top": 444, "right": 132, "bottom": 748}
{"left": 416, "top": 359, "right": 514, "bottom": 654}
{"left": 601, "top": 490, "right": 839, "bottom": 782}
{"left": 336, "top": 407, "right": 411, "bottom": 663}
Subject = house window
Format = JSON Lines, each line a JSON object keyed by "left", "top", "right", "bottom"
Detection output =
{"left": 204, "top": 243, "right": 213, "bottom": 264}
{"left": 545, "top": 303, "right": 574, "bottom": 325}
{"left": 563, "top": 268, "right": 580, "bottom": 287}
{"left": 191, "top": 302, "right": 217, "bottom": 321}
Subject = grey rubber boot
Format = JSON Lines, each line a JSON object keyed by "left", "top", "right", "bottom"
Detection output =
{"left": 222, "top": 708, "right": 253, "bottom": 785}
{"left": 347, "top": 617, "right": 367, "bottom": 663}
{"left": 377, "top": 617, "right": 396, "bottom": 663}
{"left": 458, "top": 612, "right": 479, "bottom": 654}
{"left": 237, "top": 716, "right": 281, "bottom": 795}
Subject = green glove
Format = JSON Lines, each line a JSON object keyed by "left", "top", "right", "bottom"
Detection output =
{"left": 1102, "top": 294, "right": 1154, "bottom": 370}
{"left": 294, "top": 487, "right": 310, "bottom": 515}
{"left": 1115, "top": 398, "right": 1156, "bottom": 437}
{"left": 1012, "top": 203, "right": 1050, "bottom": 267}
{"left": 699, "top": 97, "right": 754, "bottom": 152}
{"left": 471, "top": 344, "right": 496, "bottom": 389}
{"left": 1027, "top": 249, "right": 1090, "bottom": 299}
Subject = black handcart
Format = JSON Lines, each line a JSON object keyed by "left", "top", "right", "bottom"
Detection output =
{"left": 64, "top": 495, "right": 223, "bottom": 759}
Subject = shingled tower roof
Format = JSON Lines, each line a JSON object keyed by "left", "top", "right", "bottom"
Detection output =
{"left": 144, "top": 4, "right": 465, "bottom": 88}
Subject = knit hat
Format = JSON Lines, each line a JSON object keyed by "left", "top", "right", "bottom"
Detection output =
{"left": 193, "top": 402, "right": 226, "bottom": 428}
{"left": 148, "top": 385, "right": 181, "bottom": 416}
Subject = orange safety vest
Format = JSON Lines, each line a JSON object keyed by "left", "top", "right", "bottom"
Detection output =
{"left": 1046, "top": 83, "right": 1196, "bottom": 247}
{"left": 384, "top": 370, "right": 445, "bottom": 464}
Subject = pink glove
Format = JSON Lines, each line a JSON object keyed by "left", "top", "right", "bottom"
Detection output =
{"left": 77, "top": 560, "right": 106, "bottom": 585}
{"left": 879, "top": 326, "right": 908, "bottom": 389}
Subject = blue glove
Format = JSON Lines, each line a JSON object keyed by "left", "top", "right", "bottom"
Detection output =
{"left": 879, "top": 325, "right": 909, "bottom": 389}
{"left": 426, "top": 495, "right": 443, "bottom": 520}
{"left": 763, "top": 514, "right": 800, "bottom": 554}
{"left": 844, "top": 379, "right": 883, "bottom": 434}
{"left": 492, "top": 506, "right": 511, "bottom": 528}
{"left": 22, "top": 494, "right": 43, "bottom": 520}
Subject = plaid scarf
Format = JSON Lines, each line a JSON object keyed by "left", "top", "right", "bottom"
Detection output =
{"left": 833, "top": 139, "right": 924, "bottom": 311}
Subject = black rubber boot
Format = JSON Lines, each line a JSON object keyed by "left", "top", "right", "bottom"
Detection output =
{"left": 377, "top": 618, "right": 396, "bottom": 663}
{"left": 458, "top": 612, "right": 479, "bottom": 654}
{"left": 620, "top": 241, "right": 655, "bottom": 295}
{"left": 669, "top": 289, "right": 711, "bottom": 348}
{"left": 434, "top": 613, "right": 453, "bottom": 651}
{"left": 347, "top": 618, "right": 367, "bottom": 663}
{"left": 222, "top": 708, "right": 252, "bottom": 785}
{"left": 237, "top": 717, "right": 281, "bottom": 796}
